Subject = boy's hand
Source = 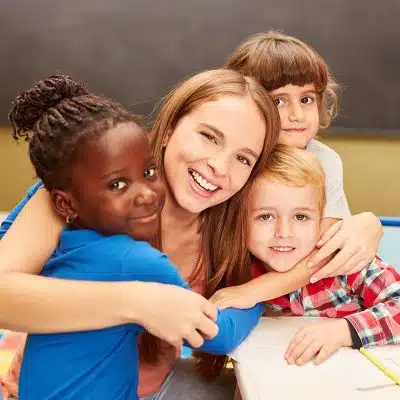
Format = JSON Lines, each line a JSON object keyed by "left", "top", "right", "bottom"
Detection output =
{"left": 209, "top": 285, "right": 258, "bottom": 310}
{"left": 284, "top": 319, "right": 352, "bottom": 366}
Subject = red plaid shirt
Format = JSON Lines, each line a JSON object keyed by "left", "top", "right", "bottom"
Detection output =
{"left": 253, "top": 256, "right": 400, "bottom": 347}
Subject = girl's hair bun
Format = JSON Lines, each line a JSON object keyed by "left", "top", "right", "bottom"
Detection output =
{"left": 9, "top": 74, "right": 89, "bottom": 138}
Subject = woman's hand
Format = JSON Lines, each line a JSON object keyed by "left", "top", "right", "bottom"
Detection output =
{"left": 307, "top": 212, "right": 383, "bottom": 282}
{"left": 132, "top": 282, "right": 219, "bottom": 349}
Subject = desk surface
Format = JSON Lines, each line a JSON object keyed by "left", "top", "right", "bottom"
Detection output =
{"left": 233, "top": 317, "right": 400, "bottom": 400}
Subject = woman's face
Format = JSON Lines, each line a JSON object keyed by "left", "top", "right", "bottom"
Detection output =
{"left": 163, "top": 95, "right": 266, "bottom": 213}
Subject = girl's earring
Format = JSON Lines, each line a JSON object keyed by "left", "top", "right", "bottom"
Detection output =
{"left": 66, "top": 215, "right": 74, "bottom": 225}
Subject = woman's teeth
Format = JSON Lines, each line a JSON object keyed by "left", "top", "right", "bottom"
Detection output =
{"left": 189, "top": 170, "right": 218, "bottom": 192}
{"left": 271, "top": 246, "right": 295, "bottom": 252}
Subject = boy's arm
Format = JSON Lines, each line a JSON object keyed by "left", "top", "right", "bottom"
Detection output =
{"left": 345, "top": 257, "right": 400, "bottom": 347}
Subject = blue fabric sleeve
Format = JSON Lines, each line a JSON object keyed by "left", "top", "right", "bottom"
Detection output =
{"left": 192, "top": 302, "right": 264, "bottom": 355}
{"left": 0, "top": 181, "right": 43, "bottom": 239}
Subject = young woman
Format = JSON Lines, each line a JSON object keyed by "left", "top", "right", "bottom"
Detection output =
{"left": 0, "top": 69, "right": 382, "bottom": 399}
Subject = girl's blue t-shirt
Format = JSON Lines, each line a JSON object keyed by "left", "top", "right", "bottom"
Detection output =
{"left": 1, "top": 182, "right": 264, "bottom": 399}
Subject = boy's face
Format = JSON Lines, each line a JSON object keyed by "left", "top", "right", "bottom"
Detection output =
{"left": 270, "top": 83, "right": 319, "bottom": 149}
{"left": 68, "top": 122, "right": 165, "bottom": 241}
{"left": 247, "top": 177, "right": 321, "bottom": 272}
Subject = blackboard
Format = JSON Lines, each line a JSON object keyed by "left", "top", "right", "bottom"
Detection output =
{"left": 1, "top": 0, "right": 399, "bottom": 132}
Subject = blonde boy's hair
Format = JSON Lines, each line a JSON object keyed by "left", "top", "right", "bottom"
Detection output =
{"left": 260, "top": 144, "right": 327, "bottom": 213}
{"left": 225, "top": 30, "right": 339, "bottom": 129}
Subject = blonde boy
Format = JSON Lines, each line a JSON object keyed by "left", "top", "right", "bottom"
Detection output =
{"left": 211, "top": 146, "right": 400, "bottom": 365}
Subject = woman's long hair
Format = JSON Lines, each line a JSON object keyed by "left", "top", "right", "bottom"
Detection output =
{"left": 140, "top": 69, "right": 280, "bottom": 378}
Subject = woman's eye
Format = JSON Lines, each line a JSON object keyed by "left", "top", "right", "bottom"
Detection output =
{"left": 109, "top": 180, "right": 127, "bottom": 191}
{"left": 200, "top": 132, "right": 217, "bottom": 144}
{"left": 144, "top": 167, "right": 157, "bottom": 178}
{"left": 273, "top": 98, "right": 285, "bottom": 106}
{"left": 301, "top": 96, "right": 314, "bottom": 105}
{"left": 236, "top": 154, "right": 251, "bottom": 166}
{"left": 259, "top": 213, "right": 274, "bottom": 221}
{"left": 294, "top": 214, "right": 309, "bottom": 221}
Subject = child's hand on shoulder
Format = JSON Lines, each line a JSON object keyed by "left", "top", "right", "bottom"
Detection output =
{"left": 284, "top": 319, "right": 352, "bottom": 366}
{"left": 209, "top": 284, "right": 258, "bottom": 310}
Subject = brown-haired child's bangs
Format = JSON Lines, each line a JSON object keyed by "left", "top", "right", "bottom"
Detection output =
{"left": 255, "top": 40, "right": 328, "bottom": 93}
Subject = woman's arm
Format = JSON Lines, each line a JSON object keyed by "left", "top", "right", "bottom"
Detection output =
{"left": 0, "top": 189, "right": 218, "bottom": 348}
{"left": 0, "top": 187, "right": 141, "bottom": 332}
{"left": 0, "top": 187, "right": 64, "bottom": 274}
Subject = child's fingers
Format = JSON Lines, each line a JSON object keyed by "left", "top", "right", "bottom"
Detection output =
{"left": 310, "top": 245, "right": 357, "bottom": 282}
{"left": 215, "top": 299, "right": 232, "bottom": 310}
{"left": 285, "top": 332, "right": 312, "bottom": 364}
{"left": 295, "top": 341, "right": 322, "bottom": 365}
{"left": 313, "top": 345, "right": 333, "bottom": 365}
{"left": 324, "top": 251, "right": 363, "bottom": 278}
{"left": 315, "top": 220, "right": 343, "bottom": 248}
{"left": 208, "top": 294, "right": 218, "bottom": 304}
{"left": 209, "top": 292, "right": 225, "bottom": 304}
{"left": 308, "top": 231, "right": 344, "bottom": 269}
{"left": 285, "top": 329, "right": 307, "bottom": 358}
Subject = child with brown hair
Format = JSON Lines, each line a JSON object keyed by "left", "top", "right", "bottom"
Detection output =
{"left": 211, "top": 145, "right": 400, "bottom": 365}
{"left": 225, "top": 30, "right": 348, "bottom": 220}
{"left": 224, "top": 31, "right": 384, "bottom": 280}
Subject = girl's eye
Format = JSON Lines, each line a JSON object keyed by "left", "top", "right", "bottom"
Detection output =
{"left": 200, "top": 132, "right": 217, "bottom": 144}
{"left": 301, "top": 96, "right": 314, "bottom": 105}
{"left": 108, "top": 180, "right": 127, "bottom": 191}
{"left": 294, "top": 214, "right": 309, "bottom": 221}
{"left": 273, "top": 98, "right": 285, "bottom": 106}
{"left": 258, "top": 213, "right": 274, "bottom": 221}
{"left": 235, "top": 154, "right": 251, "bottom": 166}
{"left": 144, "top": 167, "right": 157, "bottom": 178}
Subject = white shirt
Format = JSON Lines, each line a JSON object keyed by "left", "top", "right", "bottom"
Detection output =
{"left": 306, "top": 139, "right": 351, "bottom": 218}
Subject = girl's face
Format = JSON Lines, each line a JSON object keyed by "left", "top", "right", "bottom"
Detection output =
{"left": 66, "top": 123, "right": 166, "bottom": 241}
{"left": 163, "top": 95, "right": 266, "bottom": 213}
{"left": 270, "top": 83, "right": 319, "bottom": 149}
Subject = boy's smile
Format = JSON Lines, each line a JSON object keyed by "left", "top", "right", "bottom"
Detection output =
{"left": 247, "top": 177, "right": 321, "bottom": 272}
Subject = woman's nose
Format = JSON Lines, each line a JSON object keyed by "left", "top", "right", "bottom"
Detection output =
{"left": 207, "top": 154, "right": 229, "bottom": 177}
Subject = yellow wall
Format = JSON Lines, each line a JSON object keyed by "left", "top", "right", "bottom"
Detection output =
{"left": 0, "top": 128, "right": 399, "bottom": 215}
{"left": 321, "top": 136, "right": 399, "bottom": 216}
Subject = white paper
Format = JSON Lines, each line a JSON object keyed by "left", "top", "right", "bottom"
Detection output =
{"left": 231, "top": 317, "right": 400, "bottom": 399}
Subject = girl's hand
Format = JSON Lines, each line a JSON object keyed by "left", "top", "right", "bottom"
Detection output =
{"left": 284, "top": 319, "right": 352, "bottom": 366}
{"left": 209, "top": 285, "right": 257, "bottom": 310}
{"left": 133, "top": 283, "right": 219, "bottom": 349}
{"left": 308, "top": 212, "right": 383, "bottom": 282}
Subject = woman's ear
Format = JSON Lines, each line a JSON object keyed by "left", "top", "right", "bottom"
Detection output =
{"left": 162, "top": 131, "right": 172, "bottom": 148}
{"left": 51, "top": 190, "right": 78, "bottom": 222}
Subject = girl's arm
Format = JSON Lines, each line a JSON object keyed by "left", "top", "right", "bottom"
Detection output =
{"left": 0, "top": 189, "right": 218, "bottom": 349}
{"left": 192, "top": 303, "right": 264, "bottom": 354}
{"left": 210, "top": 250, "right": 324, "bottom": 309}
{"left": 308, "top": 212, "right": 383, "bottom": 281}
